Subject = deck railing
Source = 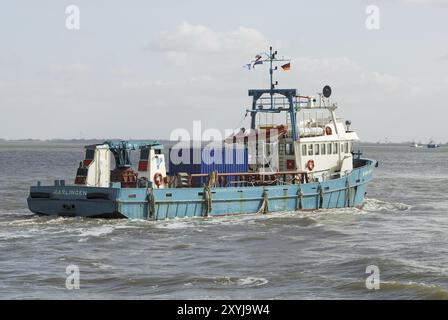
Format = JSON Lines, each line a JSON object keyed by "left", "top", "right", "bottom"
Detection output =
{"left": 188, "top": 170, "right": 309, "bottom": 187}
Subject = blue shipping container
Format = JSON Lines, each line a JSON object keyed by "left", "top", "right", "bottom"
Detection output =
{"left": 168, "top": 145, "right": 248, "bottom": 187}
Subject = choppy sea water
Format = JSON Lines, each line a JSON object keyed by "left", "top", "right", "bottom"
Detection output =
{"left": 0, "top": 142, "right": 447, "bottom": 299}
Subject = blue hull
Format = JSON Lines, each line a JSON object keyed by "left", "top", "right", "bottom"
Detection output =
{"left": 27, "top": 158, "right": 377, "bottom": 220}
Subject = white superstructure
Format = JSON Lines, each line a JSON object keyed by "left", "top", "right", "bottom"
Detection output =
{"left": 228, "top": 87, "right": 359, "bottom": 182}
{"left": 84, "top": 144, "right": 111, "bottom": 187}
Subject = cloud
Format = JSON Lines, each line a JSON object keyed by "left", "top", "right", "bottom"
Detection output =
{"left": 371, "top": 0, "right": 448, "bottom": 5}
{"left": 44, "top": 62, "right": 89, "bottom": 83}
{"left": 150, "top": 24, "right": 408, "bottom": 95}
{"left": 49, "top": 63, "right": 88, "bottom": 75}
{"left": 1, "top": 21, "right": 438, "bottom": 141}
{"left": 290, "top": 56, "right": 408, "bottom": 95}
{"left": 150, "top": 23, "right": 268, "bottom": 54}
{"left": 146, "top": 23, "right": 414, "bottom": 111}
{"left": 362, "top": 0, "right": 448, "bottom": 5}
{"left": 399, "top": 0, "right": 448, "bottom": 4}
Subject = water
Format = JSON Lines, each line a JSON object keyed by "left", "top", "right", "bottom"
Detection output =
{"left": 0, "top": 142, "right": 448, "bottom": 299}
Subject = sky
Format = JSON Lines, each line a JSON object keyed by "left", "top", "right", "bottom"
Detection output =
{"left": 0, "top": 0, "right": 447, "bottom": 143}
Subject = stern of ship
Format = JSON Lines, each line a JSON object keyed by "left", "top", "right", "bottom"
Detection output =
{"left": 27, "top": 183, "right": 123, "bottom": 218}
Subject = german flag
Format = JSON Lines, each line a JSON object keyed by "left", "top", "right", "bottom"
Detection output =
{"left": 281, "top": 62, "right": 290, "bottom": 71}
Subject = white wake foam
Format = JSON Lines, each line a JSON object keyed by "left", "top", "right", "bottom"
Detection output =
{"left": 362, "top": 198, "right": 412, "bottom": 212}
{"left": 237, "top": 276, "right": 269, "bottom": 287}
{"left": 78, "top": 225, "right": 115, "bottom": 237}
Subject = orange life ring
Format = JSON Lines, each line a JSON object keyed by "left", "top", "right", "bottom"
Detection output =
{"left": 325, "top": 126, "right": 332, "bottom": 135}
{"left": 153, "top": 173, "right": 163, "bottom": 188}
{"left": 306, "top": 159, "right": 315, "bottom": 171}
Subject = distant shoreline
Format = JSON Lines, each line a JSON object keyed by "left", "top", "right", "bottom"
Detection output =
{"left": 0, "top": 139, "right": 444, "bottom": 146}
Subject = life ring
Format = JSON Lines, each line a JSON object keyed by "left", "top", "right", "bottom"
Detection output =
{"left": 325, "top": 126, "right": 332, "bottom": 135}
{"left": 306, "top": 159, "right": 315, "bottom": 171}
{"left": 153, "top": 173, "right": 163, "bottom": 188}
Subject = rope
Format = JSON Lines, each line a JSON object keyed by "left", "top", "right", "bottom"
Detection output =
{"left": 319, "top": 185, "right": 324, "bottom": 209}
{"left": 203, "top": 171, "right": 219, "bottom": 217}
{"left": 296, "top": 187, "right": 303, "bottom": 211}
{"left": 352, "top": 186, "right": 358, "bottom": 207}
{"left": 203, "top": 186, "right": 212, "bottom": 217}
{"left": 148, "top": 189, "right": 155, "bottom": 219}
{"left": 207, "top": 171, "right": 218, "bottom": 188}
{"left": 232, "top": 112, "right": 249, "bottom": 131}
{"left": 257, "top": 190, "right": 269, "bottom": 214}
{"left": 346, "top": 178, "right": 351, "bottom": 207}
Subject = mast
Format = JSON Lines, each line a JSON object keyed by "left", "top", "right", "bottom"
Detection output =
{"left": 267, "top": 46, "right": 290, "bottom": 109}
{"left": 248, "top": 47, "right": 298, "bottom": 140}
{"left": 269, "top": 46, "right": 274, "bottom": 109}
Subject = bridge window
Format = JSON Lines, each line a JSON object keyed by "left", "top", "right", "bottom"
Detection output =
{"left": 344, "top": 142, "right": 349, "bottom": 153}
{"left": 85, "top": 149, "right": 95, "bottom": 160}
{"left": 302, "top": 144, "right": 307, "bottom": 156}
{"left": 334, "top": 143, "right": 339, "bottom": 154}
{"left": 314, "top": 144, "right": 319, "bottom": 155}
{"left": 308, "top": 144, "right": 313, "bottom": 156}
{"left": 321, "top": 144, "right": 326, "bottom": 155}
{"left": 140, "top": 149, "right": 150, "bottom": 160}
{"left": 286, "top": 143, "right": 294, "bottom": 155}
{"left": 327, "top": 143, "right": 332, "bottom": 154}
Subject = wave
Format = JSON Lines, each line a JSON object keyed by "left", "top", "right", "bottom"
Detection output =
{"left": 0, "top": 197, "right": 412, "bottom": 236}
{"left": 92, "top": 262, "right": 115, "bottom": 270}
{"left": 378, "top": 281, "right": 448, "bottom": 299}
{"left": 362, "top": 198, "right": 412, "bottom": 213}
{"left": 0, "top": 215, "right": 145, "bottom": 242}
{"left": 211, "top": 276, "right": 269, "bottom": 287}
{"left": 78, "top": 225, "right": 116, "bottom": 238}
{"left": 154, "top": 220, "right": 198, "bottom": 230}
{"left": 0, "top": 230, "right": 37, "bottom": 241}
{"left": 237, "top": 277, "right": 269, "bottom": 287}
{"left": 337, "top": 278, "right": 448, "bottom": 299}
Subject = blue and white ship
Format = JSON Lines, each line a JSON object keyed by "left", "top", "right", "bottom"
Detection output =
{"left": 27, "top": 47, "right": 378, "bottom": 220}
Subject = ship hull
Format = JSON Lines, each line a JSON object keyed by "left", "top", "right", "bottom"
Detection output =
{"left": 27, "top": 158, "right": 377, "bottom": 220}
